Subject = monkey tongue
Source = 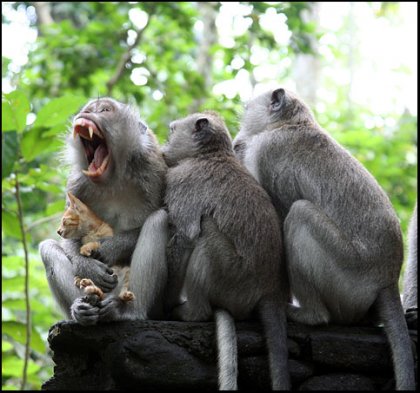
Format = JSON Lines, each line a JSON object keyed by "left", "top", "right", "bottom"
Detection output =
{"left": 83, "top": 144, "right": 110, "bottom": 178}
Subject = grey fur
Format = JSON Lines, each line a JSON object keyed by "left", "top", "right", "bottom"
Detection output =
{"left": 233, "top": 87, "right": 415, "bottom": 390}
{"left": 39, "top": 97, "right": 168, "bottom": 324}
{"left": 403, "top": 201, "right": 417, "bottom": 311}
{"left": 163, "top": 111, "right": 290, "bottom": 390}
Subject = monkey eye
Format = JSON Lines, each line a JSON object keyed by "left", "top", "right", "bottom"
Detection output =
{"left": 100, "top": 106, "right": 112, "bottom": 113}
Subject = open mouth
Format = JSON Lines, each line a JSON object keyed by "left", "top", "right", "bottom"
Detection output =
{"left": 73, "top": 118, "right": 110, "bottom": 180}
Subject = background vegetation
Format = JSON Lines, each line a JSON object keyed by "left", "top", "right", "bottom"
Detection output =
{"left": 2, "top": 2, "right": 417, "bottom": 390}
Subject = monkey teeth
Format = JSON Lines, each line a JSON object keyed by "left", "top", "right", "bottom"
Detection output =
{"left": 82, "top": 154, "right": 110, "bottom": 178}
{"left": 73, "top": 118, "right": 104, "bottom": 140}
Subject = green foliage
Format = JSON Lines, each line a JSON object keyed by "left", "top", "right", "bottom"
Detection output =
{"left": 2, "top": 2, "right": 417, "bottom": 390}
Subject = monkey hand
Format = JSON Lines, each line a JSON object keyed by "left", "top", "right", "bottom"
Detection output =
{"left": 74, "top": 257, "right": 118, "bottom": 293}
{"left": 70, "top": 295, "right": 101, "bottom": 326}
{"left": 405, "top": 307, "right": 417, "bottom": 329}
{"left": 94, "top": 229, "right": 141, "bottom": 265}
{"left": 97, "top": 295, "right": 132, "bottom": 322}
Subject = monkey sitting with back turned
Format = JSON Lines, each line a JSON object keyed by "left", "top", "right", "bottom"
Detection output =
{"left": 233, "top": 87, "right": 415, "bottom": 390}
{"left": 402, "top": 200, "right": 417, "bottom": 329}
{"left": 162, "top": 111, "right": 290, "bottom": 390}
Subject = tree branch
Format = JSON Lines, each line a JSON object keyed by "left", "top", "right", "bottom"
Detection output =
{"left": 15, "top": 172, "right": 31, "bottom": 391}
{"left": 32, "top": 2, "right": 54, "bottom": 34}
{"left": 26, "top": 212, "right": 62, "bottom": 232}
{"left": 106, "top": 10, "right": 155, "bottom": 96}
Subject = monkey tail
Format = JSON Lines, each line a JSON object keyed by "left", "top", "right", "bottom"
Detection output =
{"left": 215, "top": 308, "right": 238, "bottom": 390}
{"left": 375, "top": 285, "right": 415, "bottom": 390}
{"left": 258, "top": 296, "right": 291, "bottom": 390}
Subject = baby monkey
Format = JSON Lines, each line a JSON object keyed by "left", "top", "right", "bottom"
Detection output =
{"left": 57, "top": 192, "right": 134, "bottom": 302}
{"left": 162, "top": 111, "right": 290, "bottom": 390}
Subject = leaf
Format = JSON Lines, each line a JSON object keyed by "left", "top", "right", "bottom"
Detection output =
{"left": 2, "top": 340, "right": 13, "bottom": 352}
{"left": 33, "top": 95, "right": 85, "bottom": 129}
{"left": 3, "top": 298, "right": 50, "bottom": 313}
{"left": 2, "top": 131, "right": 19, "bottom": 179}
{"left": 2, "top": 276, "right": 24, "bottom": 292}
{"left": 20, "top": 127, "right": 62, "bottom": 163}
{"left": 2, "top": 99, "right": 15, "bottom": 132}
{"left": 46, "top": 200, "right": 65, "bottom": 216}
{"left": 1, "top": 384, "right": 20, "bottom": 390}
{"left": 3, "top": 90, "right": 31, "bottom": 133}
{"left": 2, "top": 256, "right": 25, "bottom": 271}
{"left": 2, "top": 321, "right": 46, "bottom": 354}
{"left": 2, "top": 355, "right": 41, "bottom": 377}
{"left": 2, "top": 210, "right": 22, "bottom": 241}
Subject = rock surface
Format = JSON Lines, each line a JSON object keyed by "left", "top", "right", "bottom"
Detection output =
{"left": 42, "top": 319, "right": 417, "bottom": 390}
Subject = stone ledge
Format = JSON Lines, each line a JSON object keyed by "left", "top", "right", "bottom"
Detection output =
{"left": 42, "top": 319, "right": 417, "bottom": 390}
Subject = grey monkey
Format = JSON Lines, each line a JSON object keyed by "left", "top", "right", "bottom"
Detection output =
{"left": 233, "top": 88, "right": 415, "bottom": 390}
{"left": 402, "top": 201, "right": 417, "bottom": 328}
{"left": 162, "top": 111, "right": 290, "bottom": 390}
{"left": 39, "top": 97, "right": 169, "bottom": 325}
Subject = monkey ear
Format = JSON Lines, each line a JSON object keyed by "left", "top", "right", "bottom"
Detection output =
{"left": 271, "top": 88, "right": 286, "bottom": 111}
{"left": 138, "top": 121, "right": 147, "bottom": 134}
{"left": 194, "top": 117, "right": 209, "bottom": 133}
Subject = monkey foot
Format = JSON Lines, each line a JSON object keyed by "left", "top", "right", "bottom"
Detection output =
{"left": 119, "top": 291, "right": 135, "bottom": 302}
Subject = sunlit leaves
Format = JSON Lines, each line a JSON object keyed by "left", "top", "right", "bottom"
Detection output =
{"left": 33, "top": 95, "right": 85, "bottom": 129}
{"left": 2, "top": 321, "right": 45, "bottom": 354}
{"left": 2, "top": 91, "right": 30, "bottom": 133}
{"left": 2, "top": 131, "right": 19, "bottom": 179}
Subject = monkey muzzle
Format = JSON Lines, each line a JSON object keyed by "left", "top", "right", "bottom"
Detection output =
{"left": 73, "top": 118, "right": 110, "bottom": 181}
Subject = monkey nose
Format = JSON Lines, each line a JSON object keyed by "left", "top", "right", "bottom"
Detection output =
{"left": 57, "top": 229, "right": 63, "bottom": 236}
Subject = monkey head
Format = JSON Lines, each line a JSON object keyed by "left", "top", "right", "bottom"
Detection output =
{"left": 239, "top": 88, "right": 315, "bottom": 137}
{"left": 70, "top": 97, "right": 150, "bottom": 183}
{"left": 162, "top": 111, "right": 233, "bottom": 167}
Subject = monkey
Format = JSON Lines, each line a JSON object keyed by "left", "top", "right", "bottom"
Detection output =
{"left": 162, "top": 111, "right": 290, "bottom": 390}
{"left": 402, "top": 201, "right": 417, "bottom": 329}
{"left": 232, "top": 87, "right": 415, "bottom": 390}
{"left": 39, "top": 97, "right": 169, "bottom": 325}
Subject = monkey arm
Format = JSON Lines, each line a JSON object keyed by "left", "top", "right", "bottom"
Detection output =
{"left": 95, "top": 228, "right": 141, "bottom": 266}
{"left": 61, "top": 238, "right": 118, "bottom": 292}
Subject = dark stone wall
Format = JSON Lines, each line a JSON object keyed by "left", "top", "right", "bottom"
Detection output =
{"left": 42, "top": 319, "right": 417, "bottom": 390}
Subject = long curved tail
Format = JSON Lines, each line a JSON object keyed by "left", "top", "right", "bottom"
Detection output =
{"left": 215, "top": 308, "right": 238, "bottom": 390}
{"left": 375, "top": 285, "right": 415, "bottom": 390}
{"left": 259, "top": 297, "right": 290, "bottom": 390}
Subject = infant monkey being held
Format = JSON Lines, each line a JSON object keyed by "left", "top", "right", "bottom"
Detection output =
{"left": 57, "top": 192, "right": 134, "bottom": 302}
{"left": 162, "top": 111, "right": 290, "bottom": 390}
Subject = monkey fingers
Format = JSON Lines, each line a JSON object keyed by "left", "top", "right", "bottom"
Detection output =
{"left": 80, "top": 259, "right": 117, "bottom": 292}
{"left": 405, "top": 307, "right": 418, "bottom": 329}
{"left": 97, "top": 295, "right": 125, "bottom": 322}
{"left": 70, "top": 297, "right": 100, "bottom": 326}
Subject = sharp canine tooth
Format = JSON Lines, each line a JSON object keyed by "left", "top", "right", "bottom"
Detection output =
{"left": 89, "top": 126, "right": 94, "bottom": 139}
